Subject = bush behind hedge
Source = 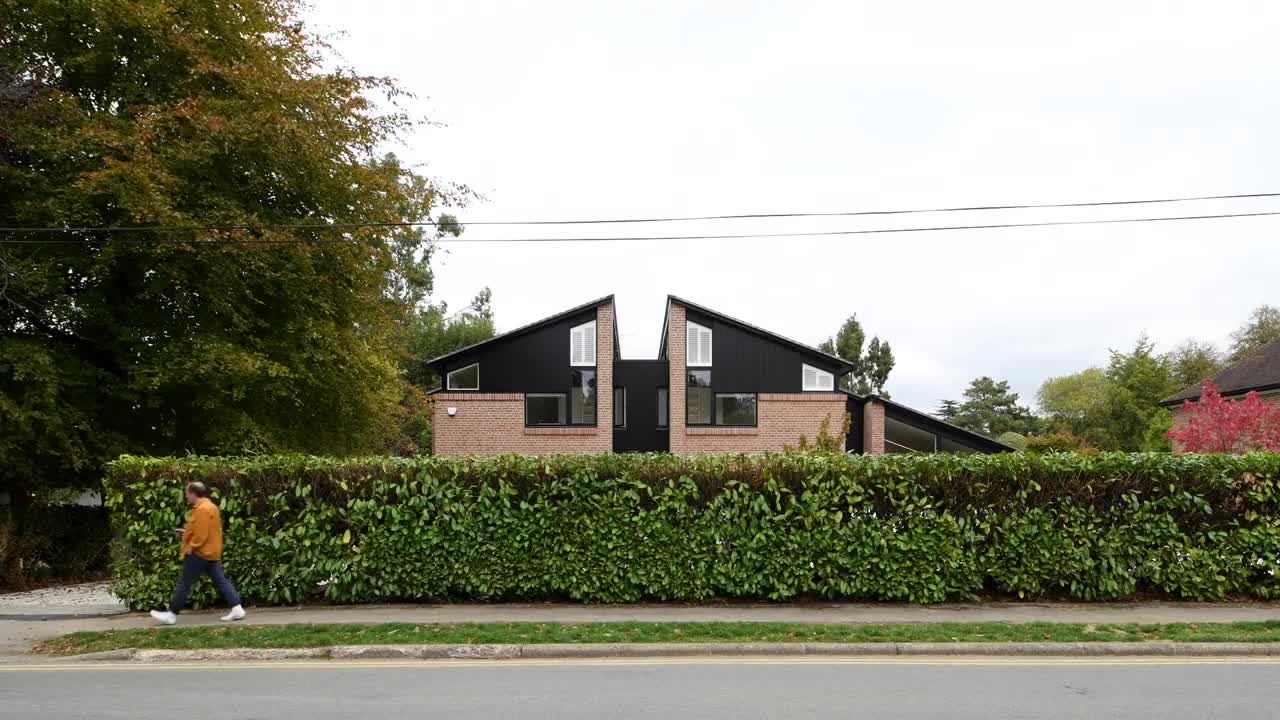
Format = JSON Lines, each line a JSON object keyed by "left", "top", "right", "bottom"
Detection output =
{"left": 105, "top": 452, "right": 1280, "bottom": 608}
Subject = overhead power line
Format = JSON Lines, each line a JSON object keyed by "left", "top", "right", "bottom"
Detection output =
{"left": 0, "top": 191, "right": 1278, "bottom": 235}
{"left": 1, "top": 209, "right": 1278, "bottom": 245}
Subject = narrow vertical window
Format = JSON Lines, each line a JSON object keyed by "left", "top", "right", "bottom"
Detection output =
{"left": 614, "top": 388, "right": 626, "bottom": 428}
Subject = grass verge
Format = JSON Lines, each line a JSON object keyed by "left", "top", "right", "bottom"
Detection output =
{"left": 36, "top": 621, "right": 1280, "bottom": 656}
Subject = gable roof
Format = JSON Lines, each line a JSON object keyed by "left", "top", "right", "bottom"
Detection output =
{"left": 660, "top": 295, "right": 855, "bottom": 373}
{"left": 427, "top": 295, "right": 613, "bottom": 368}
{"left": 1161, "top": 337, "right": 1280, "bottom": 406}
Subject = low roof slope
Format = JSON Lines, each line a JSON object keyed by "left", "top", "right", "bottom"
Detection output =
{"left": 1161, "top": 337, "right": 1280, "bottom": 405}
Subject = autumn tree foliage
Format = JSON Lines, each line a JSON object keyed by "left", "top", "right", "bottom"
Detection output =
{"left": 1166, "top": 383, "right": 1280, "bottom": 453}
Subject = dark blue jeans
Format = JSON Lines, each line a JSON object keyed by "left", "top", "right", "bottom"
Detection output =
{"left": 168, "top": 554, "right": 241, "bottom": 614}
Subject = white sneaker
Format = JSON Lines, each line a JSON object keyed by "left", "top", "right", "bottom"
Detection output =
{"left": 220, "top": 605, "right": 246, "bottom": 622}
{"left": 149, "top": 609, "right": 177, "bottom": 625}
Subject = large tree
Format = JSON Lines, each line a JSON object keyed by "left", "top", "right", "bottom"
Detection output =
{"left": 402, "top": 288, "right": 496, "bottom": 389}
{"left": 0, "top": 0, "right": 469, "bottom": 493}
{"left": 938, "top": 376, "right": 1041, "bottom": 438}
{"left": 1229, "top": 305, "right": 1280, "bottom": 361}
{"left": 1036, "top": 367, "right": 1110, "bottom": 446}
{"left": 818, "top": 314, "right": 894, "bottom": 395}
{"left": 1163, "top": 339, "right": 1223, "bottom": 390}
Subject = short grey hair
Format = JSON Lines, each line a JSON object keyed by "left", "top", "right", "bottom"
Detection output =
{"left": 185, "top": 482, "right": 212, "bottom": 499}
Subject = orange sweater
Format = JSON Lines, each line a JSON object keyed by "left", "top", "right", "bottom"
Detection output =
{"left": 180, "top": 498, "right": 224, "bottom": 560}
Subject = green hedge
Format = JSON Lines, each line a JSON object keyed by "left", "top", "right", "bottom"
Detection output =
{"left": 1, "top": 506, "right": 113, "bottom": 589}
{"left": 105, "top": 452, "right": 1280, "bottom": 608}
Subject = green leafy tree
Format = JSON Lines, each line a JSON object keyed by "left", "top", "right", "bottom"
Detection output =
{"left": 818, "top": 315, "right": 894, "bottom": 395}
{"left": 0, "top": 0, "right": 471, "bottom": 493}
{"left": 403, "top": 288, "right": 496, "bottom": 389}
{"left": 1228, "top": 305, "right": 1280, "bottom": 361}
{"left": 1163, "top": 339, "right": 1223, "bottom": 390}
{"left": 936, "top": 399, "right": 962, "bottom": 423}
{"left": 1036, "top": 367, "right": 1110, "bottom": 446}
{"left": 943, "top": 377, "right": 1041, "bottom": 438}
{"left": 1099, "top": 334, "right": 1180, "bottom": 451}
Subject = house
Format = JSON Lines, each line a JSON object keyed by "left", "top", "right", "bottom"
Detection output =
{"left": 428, "top": 295, "right": 1008, "bottom": 456}
{"left": 1159, "top": 337, "right": 1280, "bottom": 450}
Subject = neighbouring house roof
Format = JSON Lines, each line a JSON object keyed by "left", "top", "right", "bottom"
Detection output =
{"left": 426, "top": 294, "right": 614, "bottom": 368}
{"left": 660, "top": 295, "right": 856, "bottom": 374}
{"left": 1160, "top": 337, "right": 1280, "bottom": 406}
{"left": 849, "top": 391, "right": 1015, "bottom": 452}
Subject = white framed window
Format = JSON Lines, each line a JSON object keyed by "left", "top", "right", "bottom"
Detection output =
{"left": 446, "top": 363, "right": 479, "bottom": 390}
{"left": 570, "top": 321, "right": 596, "bottom": 366}
{"left": 686, "top": 321, "right": 713, "bottom": 367}
{"left": 802, "top": 364, "right": 835, "bottom": 392}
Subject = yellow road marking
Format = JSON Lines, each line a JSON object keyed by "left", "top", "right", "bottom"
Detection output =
{"left": 5, "top": 656, "right": 1280, "bottom": 671}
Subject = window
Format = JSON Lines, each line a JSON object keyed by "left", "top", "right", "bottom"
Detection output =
{"left": 686, "top": 321, "right": 712, "bottom": 366}
{"left": 885, "top": 416, "right": 937, "bottom": 453}
{"left": 614, "top": 388, "right": 626, "bottom": 428}
{"left": 657, "top": 388, "right": 669, "bottom": 427}
{"left": 571, "top": 369, "right": 597, "bottom": 424}
{"left": 802, "top": 364, "right": 835, "bottom": 392}
{"left": 715, "top": 393, "right": 757, "bottom": 426}
{"left": 687, "top": 369, "right": 712, "bottom": 424}
{"left": 570, "top": 321, "right": 596, "bottom": 366}
{"left": 526, "top": 394, "right": 566, "bottom": 426}
{"left": 446, "top": 363, "right": 479, "bottom": 390}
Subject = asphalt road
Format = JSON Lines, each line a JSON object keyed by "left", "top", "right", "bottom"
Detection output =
{"left": 2, "top": 657, "right": 1278, "bottom": 719}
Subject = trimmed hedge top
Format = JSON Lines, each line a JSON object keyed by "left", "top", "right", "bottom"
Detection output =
{"left": 106, "top": 452, "right": 1280, "bottom": 607}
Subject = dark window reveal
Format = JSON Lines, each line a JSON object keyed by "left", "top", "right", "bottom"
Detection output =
{"left": 614, "top": 388, "right": 626, "bottom": 428}
{"left": 526, "top": 394, "right": 566, "bottom": 426}
{"left": 687, "top": 369, "right": 712, "bottom": 425}
{"left": 571, "top": 369, "right": 597, "bottom": 425}
{"left": 657, "top": 388, "right": 669, "bottom": 427}
{"left": 715, "top": 393, "right": 757, "bottom": 426}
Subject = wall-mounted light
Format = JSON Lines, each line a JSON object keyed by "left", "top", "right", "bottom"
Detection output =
{"left": 447, "top": 407, "right": 458, "bottom": 417}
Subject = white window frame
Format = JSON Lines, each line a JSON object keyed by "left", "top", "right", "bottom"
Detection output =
{"left": 802, "top": 363, "right": 835, "bottom": 392}
{"left": 446, "top": 363, "right": 480, "bottom": 391}
{"left": 570, "top": 321, "right": 597, "bottom": 367}
{"left": 686, "top": 321, "right": 713, "bottom": 367}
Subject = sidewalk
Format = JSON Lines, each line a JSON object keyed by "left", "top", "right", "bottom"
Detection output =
{"left": 6, "top": 600, "right": 1280, "bottom": 656}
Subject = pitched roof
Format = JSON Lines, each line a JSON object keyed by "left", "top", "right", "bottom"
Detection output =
{"left": 1160, "top": 337, "right": 1280, "bottom": 406}
{"left": 661, "top": 295, "right": 855, "bottom": 373}
{"left": 426, "top": 295, "right": 614, "bottom": 367}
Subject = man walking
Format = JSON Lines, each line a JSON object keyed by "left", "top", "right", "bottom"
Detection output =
{"left": 150, "top": 482, "right": 246, "bottom": 625}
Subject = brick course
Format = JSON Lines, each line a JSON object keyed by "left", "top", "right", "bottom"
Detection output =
{"left": 431, "top": 302, "right": 614, "bottom": 455}
{"left": 862, "top": 399, "right": 886, "bottom": 455}
{"left": 666, "top": 301, "right": 849, "bottom": 454}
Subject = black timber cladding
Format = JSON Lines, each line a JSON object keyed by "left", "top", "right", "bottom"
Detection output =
{"left": 613, "top": 359, "right": 670, "bottom": 452}
{"left": 684, "top": 308, "right": 845, "bottom": 394}
{"left": 435, "top": 308, "right": 598, "bottom": 394}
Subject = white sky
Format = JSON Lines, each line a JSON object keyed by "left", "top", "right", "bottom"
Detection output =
{"left": 310, "top": 0, "right": 1278, "bottom": 412}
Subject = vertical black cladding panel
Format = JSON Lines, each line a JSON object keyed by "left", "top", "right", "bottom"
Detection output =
{"left": 613, "top": 359, "right": 669, "bottom": 452}
{"left": 846, "top": 395, "right": 864, "bottom": 453}
{"left": 685, "top": 310, "right": 842, "bottom": 394}
{"left": 439, "top": 309, "right": 596, "bottom": 393}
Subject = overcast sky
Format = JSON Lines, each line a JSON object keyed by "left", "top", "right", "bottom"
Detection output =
{"left": 310, "top": 0, "right": 1277, "bottom": 412}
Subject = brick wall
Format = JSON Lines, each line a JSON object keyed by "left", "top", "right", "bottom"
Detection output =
{"left": 862, "top": 399, "right": 886, "bottom": 455}
{"left": 432, "top": 301, "right": 614, "bottom": 455}
{"left": 666, "top": 300, "right": 849, "bottom": 453}
{"left": 1168, "top": 390, "right": 1280, "bottom": 453}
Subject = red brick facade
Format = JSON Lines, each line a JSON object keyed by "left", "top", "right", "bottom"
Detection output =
{"left": 666, "top": 301, "right": 849, "bottom": 454}
{"left": 431, "top": 301, "right": 614, "bottom": 456}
